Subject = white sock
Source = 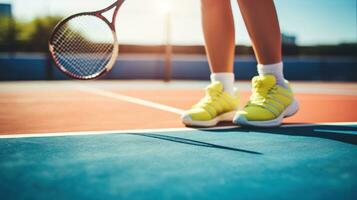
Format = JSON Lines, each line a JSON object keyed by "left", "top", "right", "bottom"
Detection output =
{"left": 210, "top": 73, "right": 235, "bottom": 96}
{"left": 257, "top": 62, "right": 288, "bottom": 88}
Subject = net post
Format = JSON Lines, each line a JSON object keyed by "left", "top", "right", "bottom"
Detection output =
{"left": 164, "top": 11, "right": 172, "bottom": 82}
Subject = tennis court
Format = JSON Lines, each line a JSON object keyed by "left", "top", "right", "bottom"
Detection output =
{"left": 0, "top": 80, "right": 356, "bottom": 199}
{"left": 1, "top": 0, "right": 357, "bottom": 199}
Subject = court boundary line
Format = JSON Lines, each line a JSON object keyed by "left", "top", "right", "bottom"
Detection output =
{"left": 1, "top": 122, "right": 356, "bottom": 139}
{"left": 76, "top": 85, "right": 184, "bottom": 114}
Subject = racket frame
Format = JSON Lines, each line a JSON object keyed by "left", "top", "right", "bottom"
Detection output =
{"left": 49, "top": 0, "right": 125, "bottom": 80}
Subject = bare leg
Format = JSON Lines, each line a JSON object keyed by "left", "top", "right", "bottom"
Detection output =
{"left": 181, "top": 0, "right": 239, "bottom": 126}
{"left": 232, "top": 1, "right": 298, "bottom": 127}
{"left": 201, "top": 0, "right": 235, "bottom": 72}
{"left": 237, "top": 0, "right": 282, "bottom": 64}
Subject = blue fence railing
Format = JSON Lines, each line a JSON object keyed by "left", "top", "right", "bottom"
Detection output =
{"left": 0, "top": 54, "right": 356, "bottom": 81}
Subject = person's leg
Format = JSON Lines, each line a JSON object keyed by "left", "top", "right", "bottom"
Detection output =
{"left": 201, "top": 0, "right": 235, "bottom": 95}
{"left": 181, "top": 0, "right": 239, "bottom": 127}
{"left": 201, "top": 0, "right": 235, "bottom": 73}
{"left": 237, "top": 0, "right": 287, "bottom": 87}
{"left": 237, "top": 0, "right": 281, "bottom": 64}
{"left": 233, "top": 0, "right": 298, "bottom": 127}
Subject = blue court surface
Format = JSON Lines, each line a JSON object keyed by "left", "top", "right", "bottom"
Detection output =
{"left": 1, "top": 123, "right": 356, "bottom": 200}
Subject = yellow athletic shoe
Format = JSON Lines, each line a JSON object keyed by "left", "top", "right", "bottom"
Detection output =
{"left": 233, "top": 75, "right": 299, "bottom": 127}
{"left": 181, "top": 81, "right": 239, "bottom": 127}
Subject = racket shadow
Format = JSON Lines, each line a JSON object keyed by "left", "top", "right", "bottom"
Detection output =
{"left": 127, "top": 133, "right": 262, "bottom": 155}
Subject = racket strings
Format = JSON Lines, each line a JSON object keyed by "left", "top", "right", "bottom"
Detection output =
{"left": 51, "top": 15, "right": 115, "bottom": 78}
{"left": 54, "top": 26, "right": 112, "bottom": 76}
{"left": 54, "top": 35, "right": 110, "bottom": 76}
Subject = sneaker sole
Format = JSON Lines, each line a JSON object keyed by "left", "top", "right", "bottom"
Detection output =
{"left": 233, "top": 99, "right": 299, "bottom": 127}
{"left": 182, "top": 111, "right": 237, "bottom": 127}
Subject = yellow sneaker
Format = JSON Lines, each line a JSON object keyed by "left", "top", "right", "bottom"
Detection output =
{"left": 181, "top": 81, "right": 239, "bottom": 127}
{"left": 233, "top": 75, "right": 299, "bottom": 127}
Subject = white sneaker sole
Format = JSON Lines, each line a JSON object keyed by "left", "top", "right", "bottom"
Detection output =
{"left": 233, "top": 99, "right": 299, "bottom": 127}
{"left": 181, "top": 111, "right": 237, "bottom": 127}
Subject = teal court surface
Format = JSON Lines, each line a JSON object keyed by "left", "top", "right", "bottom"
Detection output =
{"left": 0, "top": 81, "right": 356, "bottom": 199}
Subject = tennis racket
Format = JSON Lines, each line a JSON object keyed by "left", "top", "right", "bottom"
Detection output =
{"left": 49, "top": 0, "right": 125, "bottom": 80}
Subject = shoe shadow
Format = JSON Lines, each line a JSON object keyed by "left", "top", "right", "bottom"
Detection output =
{"left": 202, "top": 124, "right": 357, "bottom": 145}
{"left": 127, "top": 133, "right": 262, "bottom": 155}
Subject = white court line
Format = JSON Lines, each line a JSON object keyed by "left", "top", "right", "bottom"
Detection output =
{"left": 0, "top": 122, "right": 356, "bottom": 139}
{"left": 0, "top": 127, "right": 228, "bottom": 139}
{"left": 280, "top": 121, "right": 357, "bottom": 127}
{"left": 76, "top": 85, "right": 184, "bottom": 115}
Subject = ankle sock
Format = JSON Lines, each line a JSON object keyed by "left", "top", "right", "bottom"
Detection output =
{"left": 257, "top": 62, "right": 288, "bottom": 88}
{"left": 210, "top": 73, "right": 235, "bottom": 96}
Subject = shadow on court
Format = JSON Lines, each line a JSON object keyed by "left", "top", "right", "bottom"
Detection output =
{"left": 201, "top": 124, "right": 357, "bottom": 145}
{"left": 128, "top": 133, "right": 263, "bottom": 155}
{"left": 125, "top": 124, "right": 356, "bottom": 158}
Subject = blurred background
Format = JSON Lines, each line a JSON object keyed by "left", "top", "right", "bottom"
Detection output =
{"left": 0, "top": 0, "right": 356, "bottom": 81}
